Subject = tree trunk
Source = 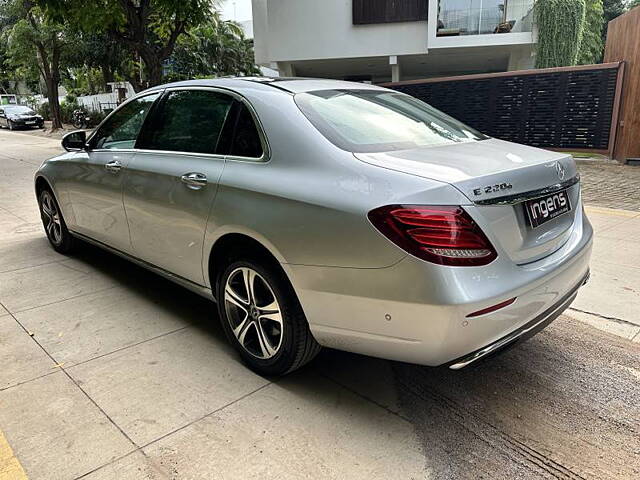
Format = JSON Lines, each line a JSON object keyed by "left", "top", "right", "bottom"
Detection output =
{"left": 124, "top": 69, "right": 144, "bottom": 93}
{"left": 45, "top": 76, "right": 63, "bottom": 130}
{"left": 144, "top": 55, "right": 164, "bottom": 87}
{"left": 49, "top": 43, "right": 63, "bottom": 129}
{"left": 34, "top": 44, "right": 62, "bottom": 130}
{"left": 87, "top": 70, "right": 96, "bottom": 95}
{"left": 101, "top": 63, "right": 114, "bottom": 92}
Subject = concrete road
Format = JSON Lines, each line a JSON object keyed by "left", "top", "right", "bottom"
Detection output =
{"left": 0, "top": 129, "right": 639, "bottom": 479}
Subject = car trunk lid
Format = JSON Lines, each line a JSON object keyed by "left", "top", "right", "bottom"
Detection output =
{"left": 355, "top": 138, "right": 580, "bottom": 264}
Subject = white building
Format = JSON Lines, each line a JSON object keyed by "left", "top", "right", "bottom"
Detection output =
{"left": 252, "top": 0, "right": 536, "bottom": 82}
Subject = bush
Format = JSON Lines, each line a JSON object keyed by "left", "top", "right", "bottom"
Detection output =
{"left": 60, "top": 97, "right": 81, "bottom": 124}
{"left": 35, "top": 97, "right": 106, "bottom": 127}
{"left": 88, "top": 110, "right": 107, "bottom": 127}
{"left": 37, "top": 101, "right": 51, "bottom": 121}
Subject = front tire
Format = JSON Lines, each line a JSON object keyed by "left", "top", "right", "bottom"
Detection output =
{"left": 216, "top": 259, "right": 320, "bottom": 376}
{"left": 8, "top": 120, "right": 15, "bottom": 131}
{"left": 38, "top": 188, "right": 76, "bottom": 254}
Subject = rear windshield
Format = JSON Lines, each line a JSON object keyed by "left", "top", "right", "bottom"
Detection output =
{"left": 295, "top": 89, "right": 486, "bottom": 153}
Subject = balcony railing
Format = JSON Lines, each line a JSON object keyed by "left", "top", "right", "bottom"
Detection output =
{"left": 437, "top": 0, "right": 535, "bottom": 36}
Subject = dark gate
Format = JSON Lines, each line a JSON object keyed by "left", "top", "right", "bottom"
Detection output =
{"left": 383, "top": 63, "right": 624, "bottom": 156}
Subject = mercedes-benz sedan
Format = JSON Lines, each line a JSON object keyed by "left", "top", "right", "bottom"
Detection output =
{"left": 34, "top": 78, "right": 592, "bottom": 375}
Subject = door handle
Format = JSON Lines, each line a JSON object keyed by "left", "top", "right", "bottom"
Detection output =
{"left": 105, "top": 160, "right": 123, "bottom": 173}
{"left": 181, "top": 172, "right": 207, "bottom": 189}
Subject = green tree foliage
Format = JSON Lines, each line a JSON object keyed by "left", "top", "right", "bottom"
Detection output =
{"left": 577, "top": 0, "right": 604, "bottom": 64}
{"left": 535, "top": 0, "right": 586, "bottom": 68}
{"left": 601, "top": 0, "right": 626, "bottom": 47}
{"left": 39, "top": 0, "right": 220, "bottom": 90}
{"left": 167, "top": 13, "right": 259, "bottom": 81}
{"left": 63, "top": 30, "right": 130, "bottom": 93}
{"left": 0, "top": 2, "right": 39, "bottom": 95}
{"left": 2, "top": 0, "right": 260, "bottom": 120}
{"left": 603, "top": 0, "right": 626, "bottom": 20}
{"left": 3, "top": 0, "right": 65, "bottom": 128}
{"left": 0, "top": 3, "right": 17, "bottom": 92}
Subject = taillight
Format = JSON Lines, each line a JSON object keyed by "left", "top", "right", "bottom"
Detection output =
{"left": 368, "top": 205, "right": 497, "bottom": 266}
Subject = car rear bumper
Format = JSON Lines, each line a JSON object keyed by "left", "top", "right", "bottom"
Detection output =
{"left": 286, "top": 210, "right": 593, "bottom": 367}
{"left": 447, "top": 269, "right": 589, "bottom": 369}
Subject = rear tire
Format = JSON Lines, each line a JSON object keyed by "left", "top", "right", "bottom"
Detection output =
{"left": 38, "top": 188, "right": 76, "bottom": 254}
{"left": 216, "top": 258, "right": 320, "bottom": 376}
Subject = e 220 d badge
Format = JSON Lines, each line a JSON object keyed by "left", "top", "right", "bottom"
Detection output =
{"left": 473, "top": 182, "right": 513, "bottom": 196}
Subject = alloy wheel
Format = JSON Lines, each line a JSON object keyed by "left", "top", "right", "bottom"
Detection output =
{"left": 40, "top": 191, "right": 63, "bottom": 245}
{"left": 224, "top": 267, "right": 284, "bottom": 360}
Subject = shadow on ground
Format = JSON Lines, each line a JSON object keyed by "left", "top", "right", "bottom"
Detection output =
{"left": 70, "top": 241, "right": 640, "bottom": 480}
{"left": 69, "top": 241, "right": 226, "bottom": 341}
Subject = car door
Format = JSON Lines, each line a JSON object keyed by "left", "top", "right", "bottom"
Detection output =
{"left": 123, "top": 88, "right": 238, "bottom": 284}
{"left": 68, "top": 93, "right": 160, "bottom": 252}
{"left": 0, "top": 108, "right": 6, "bottom": 127}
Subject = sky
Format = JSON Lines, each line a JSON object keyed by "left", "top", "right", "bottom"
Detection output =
{"left": 220, "top": 0, "right": 253, "bottom": 22}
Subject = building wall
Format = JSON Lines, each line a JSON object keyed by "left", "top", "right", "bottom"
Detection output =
{"left": 508, "top": 47, "right": 535, "bottom": 71}
{"left": 252, "top": 0, "right": 270, "bottom": 64}
{"left": 252, "top": 0, "right": 536, "bottom": 80}
{"left": 252, "top": 0, "right": 428, "bottom": 64}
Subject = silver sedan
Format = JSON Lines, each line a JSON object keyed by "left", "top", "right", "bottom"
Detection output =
{"left": 34, "top": 78, "right": 592, "bottom": 375}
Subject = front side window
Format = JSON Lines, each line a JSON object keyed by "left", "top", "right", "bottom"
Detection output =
{"left": 91, "top": 93, "right": 160, "bottom": 150}
{"left": 140, "top": 90, "right": 234, "bottom": 155}
{"left": 295, "top": 89, "right": 487, "bottom": 153}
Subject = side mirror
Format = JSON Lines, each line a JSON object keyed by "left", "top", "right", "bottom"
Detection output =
{"left": 62, "top": 130, "right": 87, "bottom": 152}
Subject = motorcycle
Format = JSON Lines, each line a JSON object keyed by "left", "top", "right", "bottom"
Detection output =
{"left": 71, "top": 109, "right": 91, "bottom": 129}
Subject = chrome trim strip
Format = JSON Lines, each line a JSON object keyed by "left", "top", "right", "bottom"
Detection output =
{"left": 132, "top": 149, "right": 227, "bottom": 160}
{"left": 448, "top": 270, "right": 588, "bottom": 370}
{"left": 69, "top": 230, "right": 215, "bottom": 301}
{"left": 473, "top": 175, "right": 580, "bottom": 206}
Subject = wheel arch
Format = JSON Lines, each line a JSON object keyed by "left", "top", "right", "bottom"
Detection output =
{"left": 34, "top": 173, "right": 76, "bottom": 228}
{"left": 207, "top": 232, "right": 295, "bottom": 299}
{"left": 34, "top": 174, "right": 52, "bottom": 198}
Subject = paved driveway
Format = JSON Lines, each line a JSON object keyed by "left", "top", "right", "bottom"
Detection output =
{"left": 577, "top": 161, "right": 640, "bottom": 211}
{"left": 1, "top": 130, "right": 639, "bottom": 479}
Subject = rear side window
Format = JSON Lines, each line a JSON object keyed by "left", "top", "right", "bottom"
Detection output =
{"left": 140, "top": 90, "right": 234, "bottom": 155}
{"left": 230, "top": 103, "right": 264, "bottom": 159}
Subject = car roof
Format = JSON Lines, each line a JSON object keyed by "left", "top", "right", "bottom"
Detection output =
{"left": 145, "top": 77, "right": 389, "bottom": 96}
